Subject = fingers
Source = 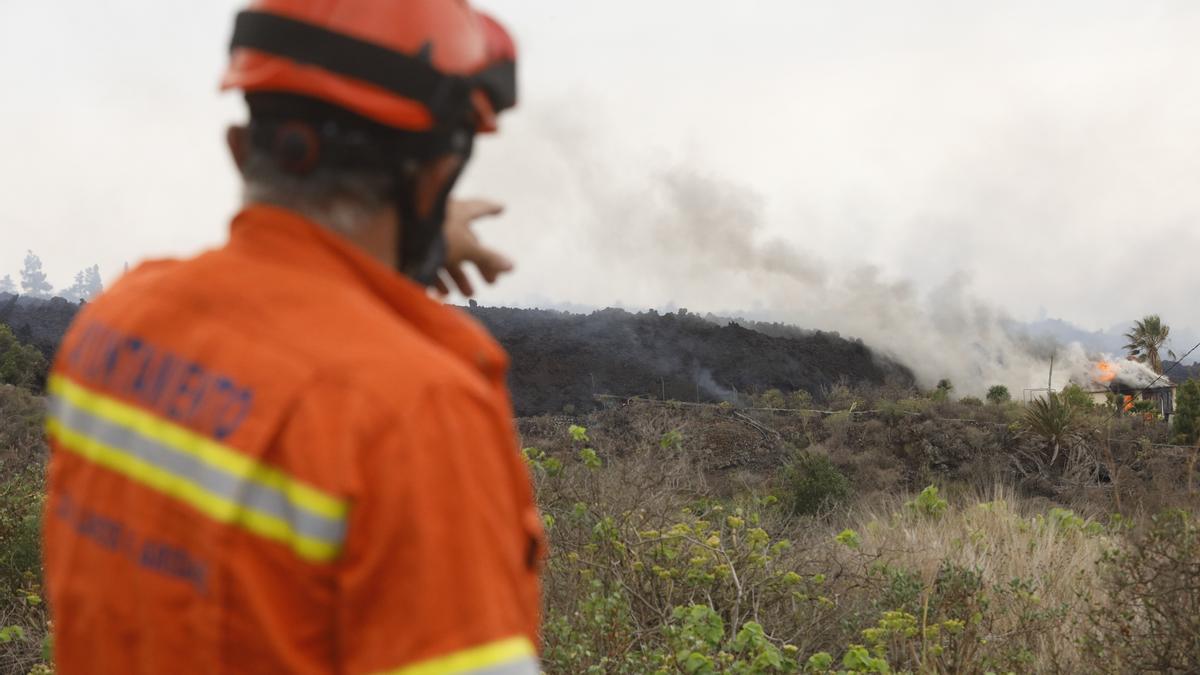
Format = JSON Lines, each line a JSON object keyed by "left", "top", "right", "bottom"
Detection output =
{"left": 474, "top": 247, "right": 514, "bottom": 284}
{"left": 438, "top": 197, "right": 511, "bottom": 297}
{"left": 446, "top": 264, "right": 475, "bottom": 298}
{"left": 450, "top": 198, "right": 504, "bottom": 222}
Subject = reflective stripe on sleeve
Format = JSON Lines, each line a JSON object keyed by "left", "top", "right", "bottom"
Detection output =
{"left": 375, "top": 637, "right": 538, "bottom": 675}
{"left": 45, "top": 374, "right": 348, "bottom": 563}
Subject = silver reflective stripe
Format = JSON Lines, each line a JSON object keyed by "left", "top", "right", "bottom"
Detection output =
{"left": 473, "top": 658, "right": 540, "bottom": 675}
{"left": 47, "top": 394, "right": 346, "bottom": 546}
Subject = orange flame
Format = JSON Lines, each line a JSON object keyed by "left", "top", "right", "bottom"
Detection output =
{"left": 1096, "top": 361, "right": 1118, "bottom": 384}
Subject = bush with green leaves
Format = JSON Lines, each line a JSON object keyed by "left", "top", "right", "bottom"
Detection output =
{"left": 986, "top": 385, "right": 1011, "bottom": 405}
{"left": 0, "top": 386, "right": 50, "bottom": 673}
{"left": 1171, "top": 379, "right": 1200, "bottom": 445}
{"left": 757, "top": 389, "right": 787, "bottom": 410}
{"left": 780, "top": 451, "right": 851, "bottom": 517}
{"left": 932, "top": 379, "right": 954, "bottom": 402}
{"left": 904, "top": 485, "right": 947, "bottom": 519}
{"left": 1082, "top": 509, "right": 1200, "bottom": 673}
{"left": 1061, "top": 383, "right": 1095, "bottom": 410}
{"left": 0, "top": 325, "right": 46, "bottom": 391}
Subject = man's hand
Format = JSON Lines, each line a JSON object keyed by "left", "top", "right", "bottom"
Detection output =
{"left": 436, "top": 199, "right": 514, "bottom": 298}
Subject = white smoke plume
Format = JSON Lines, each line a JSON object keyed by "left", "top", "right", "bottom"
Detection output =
{"left": 1052, "top": 344, "right": 1169, "bottom": 390}
{"left": 468, "top": 111, "right": 1149, "bottom": 396}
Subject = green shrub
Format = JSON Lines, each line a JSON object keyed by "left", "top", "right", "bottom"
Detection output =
{"left": 958, "top": 396, "right": 983, "bottom": 407}
{"left": 1173, "top": 380, "right": 1200, "bottom": 445}
{"left": 780, "top": 452, "right": 851, "bottom": 516}
{"left": 0, "top": 453, "right": 48, "bottom": 674}
{"left": 905, "top": 485, "right": 948, "bottom": 519}
{"left": 0, "top": 325, "right": 46, "bottom": 391}
{"left": 789, "top": 390, "right": 814, "bottom": 410}
{"left": 986, "top": 385, "right": 1011, "bottom": 404}
{"left": 758, "top": 388, "right": 787, "bottom": 409}
{"left": 1061, "top": 384, "right": 1095, "bottom": 410}
{"left": 1083, "top": 509, "right": 1200, "bottom": 673}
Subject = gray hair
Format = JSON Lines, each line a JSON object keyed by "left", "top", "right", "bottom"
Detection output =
{"left": 241, "top": 148, "right": 394, "bottom": 234}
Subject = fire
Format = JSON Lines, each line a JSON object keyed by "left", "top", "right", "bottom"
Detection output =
{"left": 1095, "top": 361, "right": 1118, "bottom": 384}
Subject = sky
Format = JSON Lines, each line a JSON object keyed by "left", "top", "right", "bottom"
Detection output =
{"left": 1, "top": 1, "right": 1197, "bottom": 383}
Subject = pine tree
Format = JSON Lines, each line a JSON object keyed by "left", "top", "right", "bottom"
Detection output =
{"left": 59, "top": 266, "right": 102, "bottom": 302}
{"left": 60, "top": 270, "right": 87, "bottom": 303}
{"left": 1173, "top": 380, "right": 1200, "bottom": 446}
{"left": 19, "top": 250, "right": 52, "bottom": 299}
{"left": 0, "top": 274, "right": 14, "bottom": 294}
{"left": 82, "top": 265, "right": 103, "bottom": 300}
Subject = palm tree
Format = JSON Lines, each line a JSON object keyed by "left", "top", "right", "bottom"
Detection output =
{"left": 1124, "top": 315, "right": 1170, "bottom": 374}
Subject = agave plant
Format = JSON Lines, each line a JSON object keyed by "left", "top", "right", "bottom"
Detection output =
{"left": 1023, "top": 392, "right": 1076, "bottom": 467}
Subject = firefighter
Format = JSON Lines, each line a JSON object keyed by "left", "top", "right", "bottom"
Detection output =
{"left": 42, "top": 1, "right": 543, "bottom": 673}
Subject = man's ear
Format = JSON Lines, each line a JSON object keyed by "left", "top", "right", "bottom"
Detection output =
{"left": 226, "top": 125, "right": 250, "bottom": 175}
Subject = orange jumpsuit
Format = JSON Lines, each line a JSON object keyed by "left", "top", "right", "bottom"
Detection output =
{"left": 43, "top": 205, "right": 543, "bottom": 674}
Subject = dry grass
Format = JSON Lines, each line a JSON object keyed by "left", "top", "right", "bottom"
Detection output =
{"left": 839, "top": 486, "right": 1112, "bottom": 671}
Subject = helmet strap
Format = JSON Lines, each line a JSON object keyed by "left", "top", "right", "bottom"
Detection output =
{"left": 392, "top": 128, "right": 474, "bottom": 286}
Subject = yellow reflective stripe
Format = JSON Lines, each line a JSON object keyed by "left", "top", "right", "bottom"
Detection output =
{"left": 46, "top": 418, "right": 340, "bottom": 562}
{"left": 377, "top": 637, "right": 536, "bottom": 675}
{"left": 48, "top": 375, "right": 346, "bottom": 519}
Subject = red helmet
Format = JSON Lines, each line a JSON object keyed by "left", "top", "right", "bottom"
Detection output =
{"left": 221, "top": 0, "right": 517, "bottom": 133}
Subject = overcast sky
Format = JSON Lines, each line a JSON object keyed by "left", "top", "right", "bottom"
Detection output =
{"left": 2, "top": 1, "right": 1197, "bottom": 354}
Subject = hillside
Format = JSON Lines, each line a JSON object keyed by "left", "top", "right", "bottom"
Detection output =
{"left": 467, "top": 306, "right": 913, "bottom": 415}
{"left": 0, "top": 294, "right": 79, "bottom": 362}
{"left": 0, "top": 295, "right": 913, "bottom": 414}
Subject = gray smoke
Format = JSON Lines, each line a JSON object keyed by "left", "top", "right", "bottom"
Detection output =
{"left": 559, "top": 161, "right": 1075, "bottom": 394}
{"left": 466, "top": 111, "right": 1144, "bottom": 396}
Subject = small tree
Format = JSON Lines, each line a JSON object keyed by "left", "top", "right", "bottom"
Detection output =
{"left": 82, "top": 265, "right": 103, "bottom": 299}
{"left": 1173, "top": 380, "right": 1200, "bottom": 446}
{"left": 758, "top": 388, "right": 786, "bottom": 409}
{"left": 986, "top": 385, "right": 1011, "bottom": 404}
{"left": 58, "top": 265, "right": 103, "bottom": 302}
{"left": 18, "top": 251, "right": 52, "bottom": 299}
{"left": 0, "top": 324, "right": 47, "bottom": 390}
{"left": 932, "top": 379, "right": 954, "bottom": 402}
{"left": 1061, "top": 384, "right": 1095, "bottom": 410}
{"left": 0, "top": 275, "right": 14, "bottom": 294}
{"left": 781, "top": 451, "right": 851, "bottom": 516}
{"left": 59, "top": 270, "right": 87, "bottom": 303}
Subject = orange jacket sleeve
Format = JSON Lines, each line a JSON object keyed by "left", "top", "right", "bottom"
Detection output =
{"left": 327, "top": 374, "right": 543, "bottom": 675}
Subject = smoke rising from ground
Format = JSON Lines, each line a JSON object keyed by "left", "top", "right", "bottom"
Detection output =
{"left": 470, "top": 117, "right": 1145, "bottom": 396}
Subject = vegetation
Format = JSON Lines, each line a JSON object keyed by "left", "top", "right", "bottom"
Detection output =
{"left": 1021, "top": 391, "right": 1076, "bottom": 470}
{"left": 1173, "top": 380, "right": 1200, "bottom": 446}
{"left": 1124, "top": 315, "right": 1171, "bottom": 375}
{"left": 0, "top": 384, "right": 50, "bottom": 674}
{"left": 0, "top": 326, "right": 46, "bottom": 391}
{"left": 2, "top": 252, "right": 103, "bottom": 303}
{"left": 1082, "top": 509, "right": 1200, "bottom": 673}
{"left": 528, "top": 413, "right": 1200, "bottom": 674}
{"left": 16, "top": 253, "right": 51, "bottom": 301}
{"left": 2, "top": 307, "right": 1199, "bottom": 673}
{"left": 780, "top": 451, "right": 851, "bottom": 516}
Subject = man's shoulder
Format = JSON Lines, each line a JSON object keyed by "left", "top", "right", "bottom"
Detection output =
{"left": 87, "top": 241, "right": 505, "bottom": 407}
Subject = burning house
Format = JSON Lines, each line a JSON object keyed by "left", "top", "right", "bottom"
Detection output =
{"left": 1087, "top": 360, "right": 1176, "bottom": 422}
